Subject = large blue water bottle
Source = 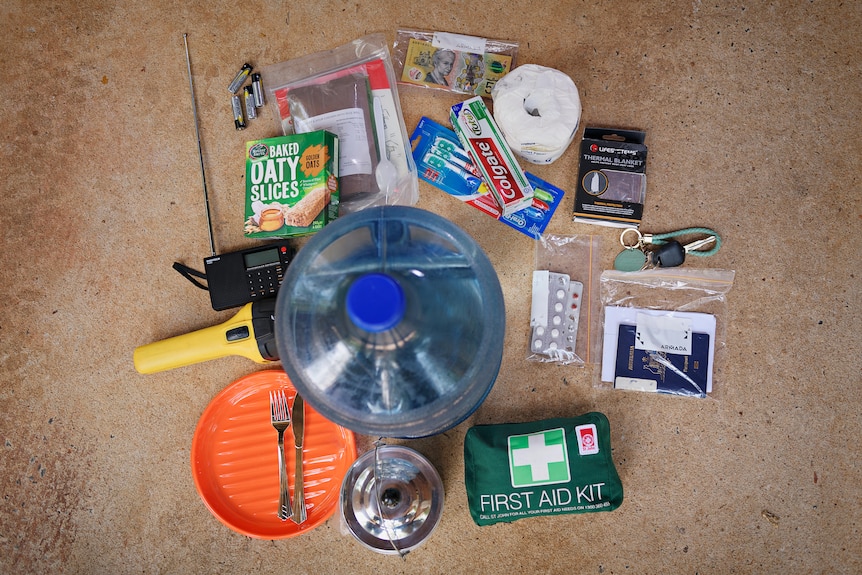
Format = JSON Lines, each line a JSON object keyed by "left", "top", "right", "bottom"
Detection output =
{"left": 274, "top": 206, "right": 505, "bottom": 438}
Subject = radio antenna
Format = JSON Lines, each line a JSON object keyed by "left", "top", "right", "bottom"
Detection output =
{"left": 183, "top": 33, "right": 217, "bottom": 257}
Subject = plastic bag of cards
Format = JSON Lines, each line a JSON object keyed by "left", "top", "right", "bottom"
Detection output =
{"left": 527, "top": 235, "right": 602, "bottom": 366}
{"left": 598, "top": 268, "right": 735, "bottom": 398}
{"left": 392, "top": 29, "right": 518, "bottom": 97}
{"left": 262, "top": 34, "right": 419, "bottom": 214}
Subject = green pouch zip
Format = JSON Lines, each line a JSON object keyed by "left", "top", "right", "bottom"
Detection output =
{"left": 464, "top": 412, "right": 623, "bottom": 526}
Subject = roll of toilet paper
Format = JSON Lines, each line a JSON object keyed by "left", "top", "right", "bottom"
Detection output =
{"left": 491, "top": 64, "right": 582, "bottom": 164}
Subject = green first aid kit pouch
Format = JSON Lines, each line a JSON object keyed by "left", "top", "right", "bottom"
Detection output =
{"left": 464, "top": 412, "right": 623, "bottom": 526}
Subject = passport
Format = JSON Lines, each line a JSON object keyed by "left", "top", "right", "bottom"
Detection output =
{"left": 614, "top": 324, "right": 711, "bottom": 397}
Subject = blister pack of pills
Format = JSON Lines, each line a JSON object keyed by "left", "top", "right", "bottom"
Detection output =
{"left": 529, "top": 271, "right": 583, "bottom": 362}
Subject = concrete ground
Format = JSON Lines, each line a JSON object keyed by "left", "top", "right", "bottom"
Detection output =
{"left": 1, "top": 1, "right": 860, "bottom": 573}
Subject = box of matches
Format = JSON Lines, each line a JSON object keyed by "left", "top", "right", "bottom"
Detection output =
{"left": 244, "top": 131, "right": 339, "bottom": 239}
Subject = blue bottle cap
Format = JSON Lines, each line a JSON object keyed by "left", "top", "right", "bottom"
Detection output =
{"left": 346, "top": 273, "right": 406, "bottom": 333}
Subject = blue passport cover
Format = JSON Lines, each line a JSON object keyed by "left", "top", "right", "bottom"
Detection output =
{"left": 614, "top": 324, "right": 711, "bottom": 397}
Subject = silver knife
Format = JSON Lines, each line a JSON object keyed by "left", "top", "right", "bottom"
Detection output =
{"left": 291, "top": 394, "right": 307, "bottom": 524}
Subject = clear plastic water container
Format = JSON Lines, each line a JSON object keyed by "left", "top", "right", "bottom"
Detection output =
{"left": 275, "top": 206, "right": 505, "bottom": 438}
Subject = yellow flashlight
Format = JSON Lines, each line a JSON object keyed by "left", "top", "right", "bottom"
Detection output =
{"left": 133, "top": 299, "right": 278, "bottom": 374}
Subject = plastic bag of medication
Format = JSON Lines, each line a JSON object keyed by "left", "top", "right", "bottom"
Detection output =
{"left": 527, "top": 235, "right": 602, "bottom": 366}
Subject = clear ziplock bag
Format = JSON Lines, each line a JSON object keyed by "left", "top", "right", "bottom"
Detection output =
{"left": 598, "top": 268, "right": 735, "bottom": 398}
{"left": 391, "top": 29, "right": 518, "bottom": 97}
{"left": 262, "top": 34, "right": 419, "bottom": 214}
{"left": 527, "top": 234, "right": 602, "bottom": 366}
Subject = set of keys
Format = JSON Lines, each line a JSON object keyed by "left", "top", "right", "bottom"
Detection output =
{"left": 613, "top": 227, "right": 721, "bottom": 271}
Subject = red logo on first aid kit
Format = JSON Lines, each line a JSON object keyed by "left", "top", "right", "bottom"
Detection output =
{"left": 575, "top": 424, "right": 599, "bottom": 455}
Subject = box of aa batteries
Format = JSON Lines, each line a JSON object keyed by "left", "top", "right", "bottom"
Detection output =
{"left": 573, "top": 128, "right": 647, "bottom": 228}
{"left": 244, "top": 131, "right": 339, "bottom": 239}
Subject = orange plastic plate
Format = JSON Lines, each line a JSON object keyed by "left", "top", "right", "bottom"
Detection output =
{"left": 191, "top": 370, "right": 357, "bottom": 539}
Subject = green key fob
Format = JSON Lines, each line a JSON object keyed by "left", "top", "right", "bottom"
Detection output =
{"left": 614, "top": 248, "right": 647, "bottom": 272}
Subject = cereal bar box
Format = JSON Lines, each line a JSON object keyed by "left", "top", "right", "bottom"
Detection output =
{"left": 244, "top": 131, "right": 339, "bottom": 239}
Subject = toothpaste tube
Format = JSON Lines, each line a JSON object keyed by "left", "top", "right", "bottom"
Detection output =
{"left": 450, "top": 97, "right": 533, "bottom": 216}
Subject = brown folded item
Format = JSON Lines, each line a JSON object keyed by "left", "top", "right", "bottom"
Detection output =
{"left": 287, "top": 73, "right": 377, "bottom": 203}
{"left": 282, "top": 187, "right": 328, "bottom": 227}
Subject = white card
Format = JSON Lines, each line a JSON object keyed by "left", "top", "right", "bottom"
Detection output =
{"left": 635, "top": 313, "right": 693, "bottom": 355}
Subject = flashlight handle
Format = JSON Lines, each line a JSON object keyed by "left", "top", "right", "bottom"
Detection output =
{"left": 133, "top": 303, "right": 271, "bottom": 374}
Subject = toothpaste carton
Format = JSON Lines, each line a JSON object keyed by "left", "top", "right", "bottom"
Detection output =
{"left": 450, "top": 97, "right": 533, "bottom": 216}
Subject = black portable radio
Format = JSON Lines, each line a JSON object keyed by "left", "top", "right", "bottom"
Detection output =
{"left": 174, "top": 240, "right": 295, "bottom": 311}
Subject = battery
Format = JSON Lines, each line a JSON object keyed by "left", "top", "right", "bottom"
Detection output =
{"left": 231, "top": 94, "right": 246, "bottom": 130}
{"left": 244, "top": 86, "right": 257, "bottom": 120}
{"left": 228, "top": 63, "right": 252, "bottom": 94}
{"left": 251, "top": 73, "right": 264, "bottom": 107}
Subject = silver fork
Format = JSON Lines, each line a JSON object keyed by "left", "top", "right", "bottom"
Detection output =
{"left": 269, "top": 390, "right": 293, "bottom": 520}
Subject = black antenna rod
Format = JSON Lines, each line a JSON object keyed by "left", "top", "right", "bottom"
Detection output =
{"left": 183, "top": 33, "right": 217, "bottom": 257}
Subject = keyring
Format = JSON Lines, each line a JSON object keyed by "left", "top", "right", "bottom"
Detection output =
{"left": 620, "top": 228, "right": 643, "bottom": 249}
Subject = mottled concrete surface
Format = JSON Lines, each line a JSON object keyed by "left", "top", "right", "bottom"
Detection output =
{"left": 1, "top": 1, "right": 860, "bottom": 574}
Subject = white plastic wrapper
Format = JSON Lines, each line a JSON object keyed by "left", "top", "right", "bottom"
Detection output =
{"left": 491, "top": 64, "right": 582, "bottom": 164}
